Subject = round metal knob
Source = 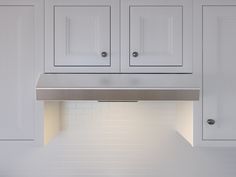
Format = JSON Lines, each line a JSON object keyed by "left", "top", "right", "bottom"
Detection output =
{"left": 101, "top": 51, "right": 108, "bottom": 57}
{"left": 207, "top": 119, "right": 215, "bottom": 125}
{"left": 132, "top": 52, "right": 139, "bottom": 57}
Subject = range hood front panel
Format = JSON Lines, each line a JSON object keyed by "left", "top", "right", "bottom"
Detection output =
{"left": 36, "top": 74, "right": 200, "bottom": 101}
{"left": 37, "top": 88, "right": 199, "bottom": 101}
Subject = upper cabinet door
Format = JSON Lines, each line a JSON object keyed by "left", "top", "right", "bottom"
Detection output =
{"left": 55, "top": 6, "right": 110, "bottom": 66}
{"left": 0, "top": 4, "right": 38, "bottom": 140}
{"left": 45, "top": 0, "right": 119, "bottom": 73}
{"left": 203, "top": 5, "right": 236, "bottom": 140}
{"left": 121, "top": 0, "right": 193, "bottom": 73}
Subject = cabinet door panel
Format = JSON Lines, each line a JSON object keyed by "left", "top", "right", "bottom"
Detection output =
{"left": 121, "top": 0, "right": 192, "bottom": 73}
{"left": 45, "top": 0, "right": 119, "bottom": 73}
{"left": 130, "top": 6, "right": 182, "bottom": 67}
{"left": 0, "top": 6, "right": 35, "bottom": 140}
{"left": 55, "top": 6, "right": 110, "bottom": 66}
{"left": 203, "top": 6, "right": 236, "bottom": 140}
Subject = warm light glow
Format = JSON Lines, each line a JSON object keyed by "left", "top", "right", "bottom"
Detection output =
{"left": 44, "top": 101, "right": 61, "bottom": 144}
{"left": 43, "top": 101, "right": 194, "bottom": 146}
{"left": 176, "top": 101, "right": 193, "bottom": 146}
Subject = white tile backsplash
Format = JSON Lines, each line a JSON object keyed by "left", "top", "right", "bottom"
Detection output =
{"left": 1, "top": 101, "right": 236, "bottom": 177}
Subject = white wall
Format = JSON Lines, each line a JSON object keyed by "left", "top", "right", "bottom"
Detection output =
{"left": 1, "top": 102, "right": 236, "bottom": 177}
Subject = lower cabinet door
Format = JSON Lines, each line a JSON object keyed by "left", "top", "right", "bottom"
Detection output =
{"left": 203, "top": 5, "right": 236, "bottom": 140}
{"left": 0, "top": 5, "right": 35, "bottom": 140}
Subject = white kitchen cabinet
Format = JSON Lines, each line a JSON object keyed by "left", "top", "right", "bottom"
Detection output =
{"left": 175, "top": 0, "right": 236, "bottom": 147}
{"left": 0, "top": 1, "right": 43, "bottom": 140}
{"left": 202, "top": 5, "right": 236, "bottom": 140}
{"left": 46, "top": 0, "right": 193, "bottom": 73}
{"left": 55, "top": 6, "right": 110, "bottom": 67}
{"left": 45, "top": 0, "right": 120, "bottom": 73}
{"left": 121, "top": 0, "right": 193, "bottom": 73}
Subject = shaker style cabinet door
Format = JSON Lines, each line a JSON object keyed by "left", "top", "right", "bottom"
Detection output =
{"left": 45, "top": 0, "right": 119, "bottom": 73}
{"left": 55, "top": 7, "right": 110, "bottom": 66}
{"left": 121, "top": 0, "right": 193, "bottom": 73}
{"left": 0, "top": 4, "right": 36, "bottom": 140}
{"left": 203, "top": 5, "right": 236, "bottom": 140}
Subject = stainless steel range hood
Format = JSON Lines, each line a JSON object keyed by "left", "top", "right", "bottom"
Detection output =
{"left": 36, "top": 74, "right": 200, "bottom": 101}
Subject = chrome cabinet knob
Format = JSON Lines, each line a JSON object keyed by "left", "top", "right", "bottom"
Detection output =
{"left": 101, "top": 51, "right": 108, "bottom": 57}
{"left": 132, "top": 52, "right": 139, "bottom": 57}
{"left": 207, "top": 119, "right": 215, "bottom": 125}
